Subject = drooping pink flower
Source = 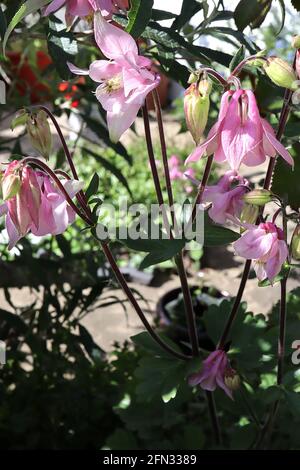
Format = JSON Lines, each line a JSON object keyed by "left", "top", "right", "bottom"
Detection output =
{"left": 0, "top": 161, "right": 41, "bottom": 248}
{"left": 68, "top": 12, "right": 160, "bottom": 142}
{"left": 234, "top": 221, "right": 288, "bottom": 282}
{"left": 43, "top": 0, "right": 127, "bottom": 22}
{"left": 203, "top": 170, "right": 249, "bottom": 224}
{"left": 186, "top": 89, "right": 293, "bottom": 170}
{"left": 0, "top": 162, "right": 82, "bottom": 249}
{"left": 168, "top": 155, "right": 183, "bottom": 180}
{"left": 189, "top": 350, "right": 233, "bottom": 399}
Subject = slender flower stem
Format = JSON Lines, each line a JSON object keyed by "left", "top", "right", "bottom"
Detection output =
{"left": 34, "top": 105, "right": 92, "bottom": 217}
{"left": 152, "top": 89, "right": 175, "bottom": 211}
{"left": 217, "top": 259, "right": 252, "bottom": 349}
{"left": 230, "top": 54, "right": 268, "bottom": 78}
{"left": 217, "top": 78, "right": 294, "bottom": 349}
{"left": 191, "top": 155, "right": 214, "bottom": 222}
{"left": 143, "top": 100, "right": 199, "bottom": 356}
{"left": 175, "top": 252, "right": 200, "bottom": 356}
{"left": 22, "top": 157, "right": 94, "bottom": 226}
{"left": 150, "top": 91, "right": 222, "bottom": 444}
{"left": 205, "top": 391, "right": 222, "bottom": 445}
{"left": 101, "top": 241, "right": 189, "bottom": 361}
{"left": 141, "top": 103, "right": 165, "bottom": 207}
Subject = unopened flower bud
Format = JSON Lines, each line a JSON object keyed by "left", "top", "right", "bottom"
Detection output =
{"left": 240, "top": 203, "right": 259, "bottom": 226}
{"left": 2, "top": 172, "right": 21, "bottom": 200}
{"left": 292, "top": 35, "right": 300, "bottom": 49}
{"left": 291, "top": 225, "right": 300, "bottom": 260}
{"left": 188, "top": 71, "right": 198, "bottom": 84}
{"left": 243, "top": 189, "right": 272, "bottom": 206}
{"left": 263, "top": 57, "right": 298, "bottom": 90}
{"left": 26, "top": 110, "right": 52, "bottom": 160}
{"left": 184, "top": 77, "right": 211, "bottom": 145}
{"left": 224, "top": 368, "right": 240, "bottom": 391}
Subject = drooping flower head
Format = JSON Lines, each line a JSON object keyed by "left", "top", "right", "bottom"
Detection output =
{"left": 0, "top": 161, "right": 82, "bottom": 249}
{"left": 189, "top": 349, "right": 234, "bottom": 399}
{"left": 186, "top": 89, "right": 293, "bottom": 170}
{"left": 43, "top": 0, "right": 127, "bottom": 23}
{"left": 203, "top": 170, "right": 249, "bottom": 225}
{"left": 234, "top": 221, "right": 288, "bottom": 282}
{"left": 68, "top": 12, "right": 160, "bottom": 142}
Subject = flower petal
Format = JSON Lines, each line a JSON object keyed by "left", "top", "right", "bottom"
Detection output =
{"left": 94, "top": 11, "right": 138, "bottom": 60}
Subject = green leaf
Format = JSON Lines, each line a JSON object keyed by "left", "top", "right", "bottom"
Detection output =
{"left": 106, "top": 429, "right": 139, "bottom": 450}
{"left": 126, "top": 0, "right": 153, "bottom": 38}
{"left": 151, "top": 9, "right": 177, "bottom": 21}
{"left": 285, "top": 390, "right": 300, "bottom": 416}
{"left": 0, "top": 5, "right": 7, "bottom": 41}
{"left": 204, "top": 214, "right": 240, "bottom": 246}
{"left": 130, "top": 331, "right": 182, "bottom": 358}
{"left": 47, "top": 18, "right": 78, "bottom": 80}
{"left": 229, "top": 45, "right": 245, "bottom": 72}
{"left": 234, "top": 0, "right": 272, "bottom": 31}
{"left": 2, "top": 0, "right": 51, "bottom": 54}
{"left": 85, "top": 173, "right": 100, "bottom": 202}
{"left": 171, "top": 0, "right": 201, "bottom": 30}
{"left": 119, "top": 229, "right": 185, "bottom": 268}
{"left": 134, "top": 355, "right": 190, "bottom": 403}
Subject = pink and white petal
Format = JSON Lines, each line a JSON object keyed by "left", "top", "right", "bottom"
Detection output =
{"left": 0, "top": 202, "right": 8, "bottom": 217}
{"left": 242, "top": 140, "right": 266, "bottom": 167}
{"left": 94, "top": 11, "right": 138, "bottom": 60}
{"left": 185, "top": 127, "right": 219, "bottom": 164}
{"left": 234, "top": 230, "right": 274, "bottom": 260}
{"left": 89, "top": 60, "right": 121, "bottom": 82}
{"left": 253, "top": 260, "right": 268, "bottom": 282}
{"left": 43, "top": 0, "right": 65, "bottom": 16}
{"left": 95, "top": 84, "right": 125, "bottom": 112}
{"left": 67, "top": 62, "right": 89, "bottom": 76}
{"left": 6, "top": 214, "right": 22, "bottom": 250}
{"left": 61, "top": 179, "right": 84, "bottom": 199}
{"left": 107, "top": 101, "right": 141, "bottom": 142}
{"left": 265, "top": 240, "right": 288, "bottom": 281}
{"left": 261, "top": 119, "right": 294, "bottom": 166}
{"left": 68, "top": 0, "right": 93, "bottom": 17}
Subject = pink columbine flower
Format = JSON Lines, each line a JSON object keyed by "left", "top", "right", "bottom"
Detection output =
{"left": 43, "top": 0, "right": 127, "bottom": 23}
{"left": 234, "top": 221, "right": 288, "bottom": 282}
{"left": 189, "top": 349, "right": 233, "bottom": 399}
{"left": 186, "top": 89, "right": 293, "bottom": 170}
{"left": 0, "top": 161, "right": 82, "bottom": 249}
{"left": 203, "top": 170, "right": 249, "bottom": 224}
{"left": 168, "top": 155, "right": 183, "bottom": 180}
{"left": 68, "top": 12, "right": 160, "bottom": 142}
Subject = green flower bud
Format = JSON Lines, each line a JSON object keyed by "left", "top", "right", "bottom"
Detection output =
{"left": 26, "top": 110, "right": 52, "bottom": 160}
{"left": 1, "top": 166, "right": 22, "bottom": 200}
{"left": 291, "top": 225, "right": 300, "bottom": 261}
{"left": 184, "top": 77, "right": 211, "bottom": 145}
{"left": 224, "top": 369, "right": 240, "bottom": 391}
{"left": 243, "top": 189, "right": 273, "bottom": 206}
{"left": 240, "top": 203, "right": 259, "bottom": 226}
{"left": 263, "top": 57, "right": 298, "bottom": 90}
{"left": 188, "top": 71, "right": 198, "bottom": 84}
{"left": 292, "top": 35, "right": 300, "bottom": 49}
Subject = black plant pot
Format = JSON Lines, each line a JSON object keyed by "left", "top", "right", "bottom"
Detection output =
{"left": 156, "top": 286, "right": 229, "bottom": 354}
